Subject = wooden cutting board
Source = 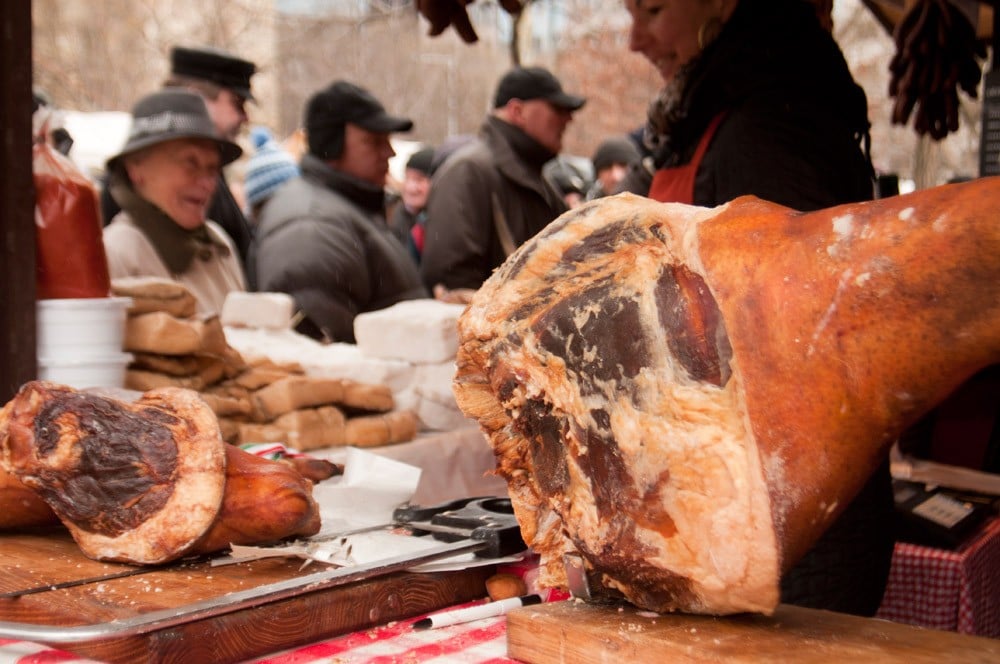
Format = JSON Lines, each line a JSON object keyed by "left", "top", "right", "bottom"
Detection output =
{"left": 507, "top": 600, "right": 1000, "bottom": 663}
{"left": 0, "top": 526, "right": 494, "bottom": 663}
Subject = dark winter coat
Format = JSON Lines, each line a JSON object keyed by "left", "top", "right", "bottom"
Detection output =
{"left": 420, "top": 116, "right": 568, "bottom": 291}
{"left": 249, "top": 154, "right": 427, "bottom": 343}
{"left": 389, "top": 204, "right": 424, "bottom": 265}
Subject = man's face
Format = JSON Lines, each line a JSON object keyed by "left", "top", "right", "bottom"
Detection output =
{"left": 597, "top": 163, "right": 630, "bottom": 194}
{"left": 401, "top": 168, "right": 432, "bottom": 212}
{"left": 511, "top": 99, "right": 574, "bottom": 154}
{"left": 203, "top": 88, "right": 248, "bottom": 141}
{"left": 333, "top": 123, "right": 396, "bottom": 187}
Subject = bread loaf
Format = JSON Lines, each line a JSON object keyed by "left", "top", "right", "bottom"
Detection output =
{"left": 251, "top": 376, "right": 347, "bottom": 421}
{"left": 112, "top": 276, "right": 197, "bottom": 318}
{"left": 344, "top": 410, "right": 419, "bottom": 447}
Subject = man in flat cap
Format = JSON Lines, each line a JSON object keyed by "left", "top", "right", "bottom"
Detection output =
{"left": 101, "top": 45, "right": 258, "bottom": 271}
{"left": 420, "top": 66, "right": 585, "bottom": 300}
{"left": 250, "top": 81, "right": 428, "bottom": 344}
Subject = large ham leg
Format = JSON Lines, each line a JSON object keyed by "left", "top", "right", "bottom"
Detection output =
{"left": 0, "top": 381, "right": 321, "bottom": 564}
{"left": 454, "top": 178, "right": 1000, "bottom": 615}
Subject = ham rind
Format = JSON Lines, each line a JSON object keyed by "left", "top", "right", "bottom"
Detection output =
{"left": 454, "top": 181, "right": 1000, "bottom": 615}
{"left": 0, "top": 381, "right": 325, "bottom": 564}
{"left": 0, "top": 382, "right": 227, "bottom": 564}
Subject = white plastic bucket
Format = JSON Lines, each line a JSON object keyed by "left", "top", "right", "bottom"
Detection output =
{"left": 38, "top": 353, "right": 132, "bottom": 389}
{"left": 37, "top": 297, "right": 132, "bottom": 359}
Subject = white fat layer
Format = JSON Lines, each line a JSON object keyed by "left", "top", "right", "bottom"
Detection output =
{"left": 465, "top": 195, "right": 780, "bottom": 614}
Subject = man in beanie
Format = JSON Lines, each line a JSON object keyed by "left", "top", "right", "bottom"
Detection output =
{"left": 250, "top": 81, "right": 428, "bottom": 343}
{"left": 586, "top": 136, "right": 642, "bottom": 200}
{"left": 101, "top": 45, "right": 258, "bottom": 272}
{"left": 389, "top": 146, "right": 435, "bottom": 265}
{"left": 421, "top": 66, "right": 585, "bottom": 300}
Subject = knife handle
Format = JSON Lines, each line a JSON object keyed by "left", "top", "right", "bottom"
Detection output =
{"left": 393, "top": 496, "right": 526, "bottom": 558}
{"left": 392, "top": 496, "right": 491, "bottom": 523}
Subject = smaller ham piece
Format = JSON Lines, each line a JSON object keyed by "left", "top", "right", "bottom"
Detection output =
{"left": 454, "top": 180, "right": 1000, "bottom": 615}
{"left": 0, "top": 382, "right": 321, "bottom": 564}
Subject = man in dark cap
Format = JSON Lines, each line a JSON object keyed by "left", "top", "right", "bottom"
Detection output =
{"left": 101, "top": 45, "right": 258, "bottom": 272}
{"left": 586, "top": 136, "right": 642, "bottom": 201}
{"left": 420, "top": 66, "right": 585, "bottom": 300}
{"left": 250, "top": 81, "right": 428, "bottom": 344}
{"left": 389, "top": 146, "right": 435, "bottom": 265}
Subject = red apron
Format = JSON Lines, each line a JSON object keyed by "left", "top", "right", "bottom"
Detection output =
{"left": 648, "top": 113, "right": 726, "bottom": 204}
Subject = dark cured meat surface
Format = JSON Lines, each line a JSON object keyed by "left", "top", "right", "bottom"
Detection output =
{"left": 33, "top": 392, "right": 178, "bottom": 536}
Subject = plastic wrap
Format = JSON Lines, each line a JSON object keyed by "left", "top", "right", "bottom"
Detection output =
{"left": 33, "top": 140, "right": 111, "bottom": 299}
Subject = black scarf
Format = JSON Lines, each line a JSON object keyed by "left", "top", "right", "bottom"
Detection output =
{"left": 489, "top": 116, "right": 558, "bottom": 172}
{"left": 299, "top": 154, "right": 389, "bottom": 215}
{"left": 108, "top": 170, "right": 230, "bottom": 274}
{"left": 645, "top": 0, "right": 871, "bottom": 170}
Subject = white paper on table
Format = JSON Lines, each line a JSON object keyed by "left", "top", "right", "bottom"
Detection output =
{"left": 310, "top": 447, "right": 423, "bottom": 533}
{"left": 326, "top": 530, "right": 527, "bottom": 572}
{"left": 219, "top": 530, "right": 525, "bottom": 571}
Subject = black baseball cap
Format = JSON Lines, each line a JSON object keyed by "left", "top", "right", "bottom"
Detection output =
{"left": 171, "top": 46, "right": 257, "bottom": 101}
{"left": 305, "top": 81, "right": 413, "bottom": 159}
{"left": 493, "top": 67, "right": 586, "bottom": 111}
{"left": 307, "top": 81, "right": 413, "bottom": 134}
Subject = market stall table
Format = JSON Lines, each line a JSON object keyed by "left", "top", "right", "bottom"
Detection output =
{"left": 6, "top": 596, "right": 1000, "bottom": 664}
{"left": 877, "top": 515, "right": 1000, "bottom": 636}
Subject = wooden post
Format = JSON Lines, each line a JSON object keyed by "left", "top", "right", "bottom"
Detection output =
{"left": 0, "top": 0, "right": 36, "bottom": 402}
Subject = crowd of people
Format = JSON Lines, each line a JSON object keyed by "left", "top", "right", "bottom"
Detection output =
{"left": 69, "top": 0, "right": 915, "bottom": 619}
{"left": 89, "top": 45, "right": 626, "bottom": 334}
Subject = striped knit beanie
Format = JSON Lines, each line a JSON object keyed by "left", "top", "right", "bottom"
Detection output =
{"left": 244, "top": 126, "right": 299, "bottom": 208}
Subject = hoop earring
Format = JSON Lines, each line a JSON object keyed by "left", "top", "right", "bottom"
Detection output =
{"left": 697, "top": 16, "right": 723, "bottom": 51}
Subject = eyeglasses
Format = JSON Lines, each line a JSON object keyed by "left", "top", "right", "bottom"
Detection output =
{"left": 172, "top": 153, "right": 221, "bottom": 181}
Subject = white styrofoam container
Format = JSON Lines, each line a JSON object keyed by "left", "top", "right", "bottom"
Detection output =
{"left": 353, "top": 299, "right": 467, "bottom": 364}
{"left": 221, "top": 291, "right": 296, "bottom": 330}
{"left": 37, "top": 296, "right": 132, "bottom": 359}
{"left": 38, "top": 352, "right": 132, "bottom": 389}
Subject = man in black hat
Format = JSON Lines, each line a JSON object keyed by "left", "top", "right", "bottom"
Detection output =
{"left": 101, "top": 45, "right": 258, "bottom": 272}
{"left": 249, "top": 81, "right": 428, "bottom": 344}
{"left": 420, "top": 66, "right": 585, "bottom": 299}
{"left": 586, "top": 136, "right": 642, "bottom": 201}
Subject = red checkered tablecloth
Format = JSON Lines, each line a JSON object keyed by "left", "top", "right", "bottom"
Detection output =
{"left": 0, "top": 638, "right": 102, "bottom": 663}
{"left": 249, "top": 603, "right": 518, "bottom": 663}
{"left": 877, "top": 516, "right": 1000, "bottom": 636}
{"left": 0, "top": 603, "right": 522, "bottom": 664}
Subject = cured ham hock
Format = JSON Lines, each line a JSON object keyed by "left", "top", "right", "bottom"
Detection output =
{"left": 454, "top": 179, "right": 1000, "bottom": 615}
{"left": 0, "top": 382, "right": 321, "bottom": 563}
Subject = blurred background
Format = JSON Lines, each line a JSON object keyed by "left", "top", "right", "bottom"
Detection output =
{"left": 31, "top": 0, "right": 988, "bottom": 191}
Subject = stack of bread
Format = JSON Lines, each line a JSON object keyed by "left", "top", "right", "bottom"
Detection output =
{"left": 222, "top": 296, "right": 474, "bottom": 433}
{"left": 110, "top": 278, "right": 418, "bottom": 451}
